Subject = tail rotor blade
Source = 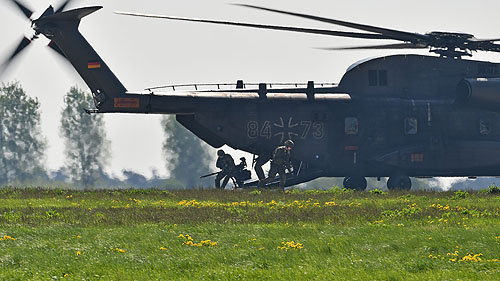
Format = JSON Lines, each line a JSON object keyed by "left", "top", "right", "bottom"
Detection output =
{"left": 0, "top": 37, "right": 32, "bottom": 75}
{"left": 55, "top": 0, "right": 73, "bottom": 14}
{"left": 39, "top": 5, "right": 55, "bottom": 18}
{"left": 4, "top": 37, "right": 32, "bottom": 64}
{"left": 8, "top": 0, "right": 33, "bottom": 19}
{"left": 48, "top": 41, "right": 67, "bottom": 59}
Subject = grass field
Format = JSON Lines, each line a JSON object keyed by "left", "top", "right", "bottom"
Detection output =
{"left": 1, "top": 187, "right": 500, "bottom": 280}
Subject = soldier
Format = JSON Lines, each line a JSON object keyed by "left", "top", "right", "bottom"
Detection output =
{"left": 215, "top": 149, "right": 236, "bottom": 189}
{"left": 260, "top": 140, "right": 294, "bottom": 190}
{"left": 253, "top": 153, "right": 271, "bottom": 181}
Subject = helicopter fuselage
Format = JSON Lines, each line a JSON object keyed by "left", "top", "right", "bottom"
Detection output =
{"left": 102, "top": 54, "right": 500, "bottom": 183}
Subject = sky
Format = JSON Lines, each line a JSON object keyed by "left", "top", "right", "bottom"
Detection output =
{"left": 2, "top": 0, "right": 500, "bottom": 180}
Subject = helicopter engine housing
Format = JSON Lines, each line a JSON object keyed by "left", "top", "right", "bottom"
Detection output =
{"left": 456, "top": 78, "right": 500, "bottom": 111}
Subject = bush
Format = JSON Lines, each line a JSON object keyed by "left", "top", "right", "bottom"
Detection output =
{"left": 370, "top": 189, "right": 387, "bottom": 195}
{"left": 452, "top": 190, "right": 469, "bottom": 200}
{"left": 327, "top": 186, "right": 353, "bottom": 195}
{"left": 250, "top": 189, "right": 261, "bottom": 195}
{"left": 487, "top": 185, "right": 500, "bottom": 194}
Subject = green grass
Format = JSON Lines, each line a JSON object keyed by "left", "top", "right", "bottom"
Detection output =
{"left": 1, "top": 188, "right": 500, "bottom": 280}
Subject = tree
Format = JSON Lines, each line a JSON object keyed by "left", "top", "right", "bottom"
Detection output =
{"left": 0, "top": 82, "right": 46, "bottom": 184}
{"left": 60, "top": 86, "right": 110, "bottom": 187}
{"left": 161, "top": 116, "right": 213, "bottom": 188}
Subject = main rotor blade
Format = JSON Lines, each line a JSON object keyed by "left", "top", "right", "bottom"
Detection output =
{"left": 476, "top": 43, "right": 500, "bottom": 53}
{"left": 115, "top": 11, "right": 394, "bottom": 40}
{"left": 0, "top": 36, "right": 31, "bottom": 75}
{"left": 7, "top": 0, "right": 33, "bottom": 19}
{"left": 469, "top": 38, "right": 500, "bottom": 43}
{"left": 318, "top": 43, "right": 428, "bottom": 51}
{"left": 235, "top": 4, "right": 430, "bottom": 43}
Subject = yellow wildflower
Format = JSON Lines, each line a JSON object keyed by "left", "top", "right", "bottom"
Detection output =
{"left": 179, "top": 234, "right": 217, "bottom": 247}
{"left": 115, "top": 248, "right": 126, "bottom": 253}
{"left": 460, "top": 253, "right": 482, "bottom": 262}
{"left": 0, "top": 235, "right": 16, "bottom": 241}
{"left": 278, "top": 241, "right": 304, "bottom": 250}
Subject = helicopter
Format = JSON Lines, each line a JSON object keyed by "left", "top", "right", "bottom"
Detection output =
{"left": 4, "top": 1, "right": 500, "bottom": 190}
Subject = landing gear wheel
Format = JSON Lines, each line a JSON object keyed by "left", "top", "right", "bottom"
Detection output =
{"left": 387, "top": 175, "right": 412, "bottom": 190}
{"left": 343, "top": 176, "right": 367, "bottom": 191}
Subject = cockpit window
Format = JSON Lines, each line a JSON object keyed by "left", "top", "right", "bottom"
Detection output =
{"left": 405, "top": 118, "right": 418, "bottom": 135}
{"left": 345, "top": 117, "right": 359, "bottom": 135}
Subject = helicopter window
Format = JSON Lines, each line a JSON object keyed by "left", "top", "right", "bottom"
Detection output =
{"left": 378, "top": 70, "right": 388, "bottom": 86}
{"left": 478, "top": 64, "right": 498, "bottom": 76}
{"left": 368, "top": 70, "right": 378, "bottom": 86}
{"left": 368, "top": 70, "right": 388, "bottom": 86}
{"left": 479, "top": 119, "right": 491, "bottom": 135}
{"left": 345, "top": 117, "right": 359, "bottom": 135}
{"left": 405, "top": 118, "right": 418, "bottom": 135}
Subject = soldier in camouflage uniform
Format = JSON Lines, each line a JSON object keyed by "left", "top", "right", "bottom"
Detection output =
{"left": 215, "top": 149, "right": 236, "bottom": 189}
{"left": 253, "top": 153, "right": 271, "bottom": 181}
{"left": 259, "top": 140, "right": 294, "bottom": 190}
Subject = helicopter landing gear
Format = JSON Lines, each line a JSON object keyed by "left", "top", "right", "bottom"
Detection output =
{"left": 387, "top": 175, "right": 412, "bottom": 190}
{"left": 343, "top": 176, "right": 367, "bottom": 191}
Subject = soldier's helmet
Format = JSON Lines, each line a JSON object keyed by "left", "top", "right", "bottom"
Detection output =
{"left": 284, "top": 140, "right": 295, "bottom": 148}
{"left": 217, "top": 149, "right": 225, "bottom": 156}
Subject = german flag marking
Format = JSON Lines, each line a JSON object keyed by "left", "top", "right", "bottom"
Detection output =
{"left": 114, "top": 98, "right": 140, "bottom": 108}
{"left": 88, "top": 61, "right": 101, "bottom": 69}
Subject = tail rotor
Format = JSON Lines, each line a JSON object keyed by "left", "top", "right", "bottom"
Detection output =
{"left": 1, "top": 0, "right": 76, "bottom": 75}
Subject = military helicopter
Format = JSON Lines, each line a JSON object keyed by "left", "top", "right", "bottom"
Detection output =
{"left": 4, "top": 1, "right": 500, "bottom": 190}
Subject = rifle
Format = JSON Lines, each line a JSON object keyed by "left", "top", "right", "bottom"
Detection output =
{"left": 200, "top": 171, "right": 221, "bottom": 179}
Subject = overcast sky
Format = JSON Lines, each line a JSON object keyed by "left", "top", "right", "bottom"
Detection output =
{"left": 2, "top": 0, "right": 500, "bottom": 179}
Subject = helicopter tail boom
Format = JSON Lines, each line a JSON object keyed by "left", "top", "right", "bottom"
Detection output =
{"left": 33, "top": 6, "right": 127, "bottom": 110}
{"left": 26, "top": 6, "right": 353, "bottom": 115}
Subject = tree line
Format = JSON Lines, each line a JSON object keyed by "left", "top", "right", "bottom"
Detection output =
{"left": 0, "top": 82, "right": 214, "bottom": 189}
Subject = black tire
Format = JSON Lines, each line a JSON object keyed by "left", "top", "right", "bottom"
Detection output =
{"left": 343, "top": 176, "right": 367, "bottom": 191}
{"left": 387, "top": 175, "right": 412, "bottom": 190}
